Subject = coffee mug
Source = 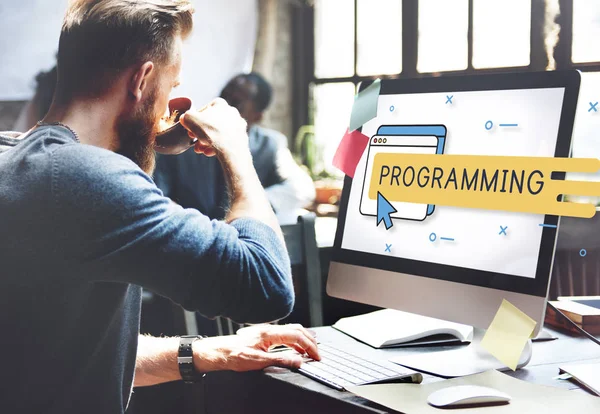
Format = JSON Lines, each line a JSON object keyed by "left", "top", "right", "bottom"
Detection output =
{"left": 155, "top": 97, "right": 197, "bottom": 155}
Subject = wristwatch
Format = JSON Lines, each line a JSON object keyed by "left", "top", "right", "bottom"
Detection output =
{"left": 178, "top": 335, "right": 206, "bottom": 383}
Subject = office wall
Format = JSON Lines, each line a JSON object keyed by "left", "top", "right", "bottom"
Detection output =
{"left": 0, "top": 0, "right": 257, "bottom": 129}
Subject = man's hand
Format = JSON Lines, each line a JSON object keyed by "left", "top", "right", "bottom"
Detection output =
{"left": 179, "top": 98, "right": 283, "bottom": 237}
{"left": 179, "top": 98, "right": 249, "bottom": 159}
{"left": 193, "top": 324, "right": 321, "bottom": 373}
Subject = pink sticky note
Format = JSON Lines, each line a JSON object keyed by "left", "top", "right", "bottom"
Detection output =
{"left": 332, "top": 129, "right": 369, "bottom": 178}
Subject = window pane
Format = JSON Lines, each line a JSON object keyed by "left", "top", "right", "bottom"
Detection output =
{"left": 567, "top": 72, "right": 600, "bottom": 205}
{"left": 357, "top": 0, "right": 402, "bottom": 76}
{"left": 472, "top": 0, "right": 531, "bottom": 69}
{"left": 572, "top": 0, "right": 600, "bottom": 63}
{"left": 418, "top": 0, "right": 468, "bottom": 73}
{"left": 315, "top": 0, "right": 355, "bottom": 78}
{"left": 312, "top": 82, "right": 356, "bottom": 176}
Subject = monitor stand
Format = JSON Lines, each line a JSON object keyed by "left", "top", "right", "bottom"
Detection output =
{"left": 389, "top": 328, "right": 533, "bottom": 378}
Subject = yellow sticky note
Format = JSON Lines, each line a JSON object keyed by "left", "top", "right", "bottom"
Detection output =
{"left": 480, "top": 299, "right": 537, "bottom": 371}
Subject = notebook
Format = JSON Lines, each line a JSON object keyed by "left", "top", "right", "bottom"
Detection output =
{"left": 547, "top": 298, "right": 600, "bottom": 334}
{"left": 333, "top": 309, "right": 473, "bottom": 349}
{"left": 560, "top": 362, "right": 600, "bottom": 396}
{"left": 558, "top": 295, "right": 600, "bottom": 310}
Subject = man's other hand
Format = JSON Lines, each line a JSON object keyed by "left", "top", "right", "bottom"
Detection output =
{"left": 179, "top": 97, "right": 249, "bottom": 158}
{"left": 193, "top": 324, "right": 320, "bottom": 373}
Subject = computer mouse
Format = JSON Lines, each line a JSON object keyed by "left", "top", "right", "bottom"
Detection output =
{"left": 427, "top": 385, "right": 511, "bottom": 408}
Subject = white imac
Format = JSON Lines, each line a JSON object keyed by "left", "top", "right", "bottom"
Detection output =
{"left": 327, "top": 70, "right": 581, "bottom": 375}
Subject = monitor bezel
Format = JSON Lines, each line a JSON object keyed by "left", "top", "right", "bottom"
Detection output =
{"left": 332, "top": 70, "right": 581, "bottom": 298}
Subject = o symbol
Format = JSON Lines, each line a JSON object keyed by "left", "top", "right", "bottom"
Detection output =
{"left": 485, "top": 120, "right": 493, "bottom": 130}
{"left": 429, "top": 232, "right": 437, "bottom": 242}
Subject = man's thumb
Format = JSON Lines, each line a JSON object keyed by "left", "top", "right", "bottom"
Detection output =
{"left": 179, "top": 112, "right": 206, "bottom": 137}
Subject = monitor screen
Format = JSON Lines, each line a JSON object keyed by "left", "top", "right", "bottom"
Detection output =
{"left": 333, "top": 73, "right": 580, "bottom": 298}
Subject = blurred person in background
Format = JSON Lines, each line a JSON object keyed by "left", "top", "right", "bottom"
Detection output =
{"left": 154, "top": 72, "right": 315, "bottom": 223}
{"left": 12, "top": 64, "right": 57, "bottom": 132}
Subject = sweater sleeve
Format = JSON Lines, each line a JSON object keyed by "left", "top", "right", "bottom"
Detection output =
{"left": 50, "top": 145, "right": 294, "bottom": 323}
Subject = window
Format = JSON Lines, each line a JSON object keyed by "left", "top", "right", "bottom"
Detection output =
{"left": 572, "top": 0, "right": 600, "bottom": 63}
{"left": 306, "top": 0, "right": 600, "bottom": 189}
{"left": 472, "top": 0, "right": 531, "bottom": 69}
{"left": 418, "top": 0, "right": 468, "bottom": 73}
{"left": 312, "top": 0, "right": 402, "bottom": 176}
{"left": 314, "top": 0, "right": 354, "bottom": 79}
{"left": 311, "top": 83, "right": 356, "bottom": 174}
{"left": 357, "top": 0, "right": 403, "bottom": 76}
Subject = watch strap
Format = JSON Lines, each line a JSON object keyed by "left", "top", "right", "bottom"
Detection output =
{"left": 178, "top": 335, "right": 205, "bottom": 383}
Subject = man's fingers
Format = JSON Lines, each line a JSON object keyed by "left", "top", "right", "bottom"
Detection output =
{"left": 265, "top": 329, "right": 320, "bottom": 361}
{"left": 228, "top": 348, "right": 303, "bottom": 372}
{"left": 290, "top": 332, "right": 320, "bottom": 361}
{"left": 193, "top": 139, "right": 213, "bottom": 154}
{"left": 194, "top": 146, "right": 217, "bottom": 157}
{"left": 210, "top": 97, "right": 228, "bottom": 107}
{"left": 286, "top": 343, "right": 311, "bottom": 357}
{"left": 179, "top": 111, "right": 206, "bottom": 138}
{"left": 286, "top": 323, "right": 318, "bottom": 346}
{"left": 193, "top": 138, "right": 211, "bottom": 150}
{"left": 203, "top": 148, "right": 217, "bottom": 157}
{"left": 239, "top": 324, "right": 321, "bottom": 361}
{"left": 260, "top": 350, "right": 303, "bottom": 370}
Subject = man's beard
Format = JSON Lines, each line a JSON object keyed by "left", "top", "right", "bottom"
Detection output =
{"left": 116, "top": 90, "right": 159, "bottom": 175}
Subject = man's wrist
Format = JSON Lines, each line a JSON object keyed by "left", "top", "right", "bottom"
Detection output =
{"left": 178, "top": 335, "right": 206, "bottom": 383}
{"left": 218, "top": 151, "right": 260, "bottom": 197}
{"left": 218, "top": 147, "right": 253, "bottom": 174}
{"left": 192, "top": 336, "right": 227, "bottom": 373}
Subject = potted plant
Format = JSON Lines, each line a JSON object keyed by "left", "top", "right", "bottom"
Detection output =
{"left": 294, "top": 125, "right": 343, "bottom": 206}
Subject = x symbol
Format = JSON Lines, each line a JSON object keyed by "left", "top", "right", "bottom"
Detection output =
{"left": 589, "top": 102, "right": 598, "bottom": 112}
{"left": 445, "top": 95, "right": 453, "bottom": 104}
{"left": 499, "top": 226, "right": 508, "bottom": 236}
{"left": 385, "top": 243, "right": 392, "bottom": 252}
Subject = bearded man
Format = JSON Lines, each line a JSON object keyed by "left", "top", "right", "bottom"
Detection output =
{"left": 0, "top": 1, "right": 318, "bottom": 413}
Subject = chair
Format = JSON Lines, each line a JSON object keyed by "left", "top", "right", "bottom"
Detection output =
{"left": 280, "top": 212, "right": 324, "bottom": 327}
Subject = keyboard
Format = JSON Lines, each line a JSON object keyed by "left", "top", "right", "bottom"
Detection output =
{"left": 297, "top": 343, "right": 423, "bottom": 391}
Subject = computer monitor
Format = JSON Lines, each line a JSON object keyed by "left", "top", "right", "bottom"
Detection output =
{"left": 327, "top": 71, "right": 581, "bottom": 339}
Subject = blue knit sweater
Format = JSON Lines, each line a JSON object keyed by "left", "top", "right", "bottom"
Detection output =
{"left": 0, "top": 125, "right": 293, "bottom": 413}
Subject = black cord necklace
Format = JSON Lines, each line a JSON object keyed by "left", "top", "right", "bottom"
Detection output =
{"left": 36, "top": 121, "right": 80, "bottom": 142}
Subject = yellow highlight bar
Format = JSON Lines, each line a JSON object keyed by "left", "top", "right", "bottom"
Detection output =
{"left": 368, "top": 153, "right": 600, "bottom": 218}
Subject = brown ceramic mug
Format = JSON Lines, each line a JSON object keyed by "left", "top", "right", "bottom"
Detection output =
{"left": 155, "top": 97, "right": 197, "bottom": 155}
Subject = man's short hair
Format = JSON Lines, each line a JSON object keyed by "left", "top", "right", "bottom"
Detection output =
{"left": 57, "top": 0, "right": 194, "bottom": 100}
{"left": 245, "top": 72, "right": 272, "bottom": 112}
{"left": 222, "top": 72, "right": 273, "bottom": 113}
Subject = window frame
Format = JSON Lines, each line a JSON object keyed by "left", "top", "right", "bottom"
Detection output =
{"left": 292, "top": 0, "right": 600, "bottom": 150}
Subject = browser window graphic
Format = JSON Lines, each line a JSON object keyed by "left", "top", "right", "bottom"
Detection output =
{"left": 359, "top": 125, "right": 447, "bottom": 221}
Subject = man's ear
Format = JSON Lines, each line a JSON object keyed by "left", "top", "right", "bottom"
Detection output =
{"left": 129, "top": 62, "right": 154, "bottom": 102}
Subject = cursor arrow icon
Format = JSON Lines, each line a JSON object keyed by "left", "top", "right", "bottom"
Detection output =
{"left": 377, "top": 191, "right": 397, "bottom": 230}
